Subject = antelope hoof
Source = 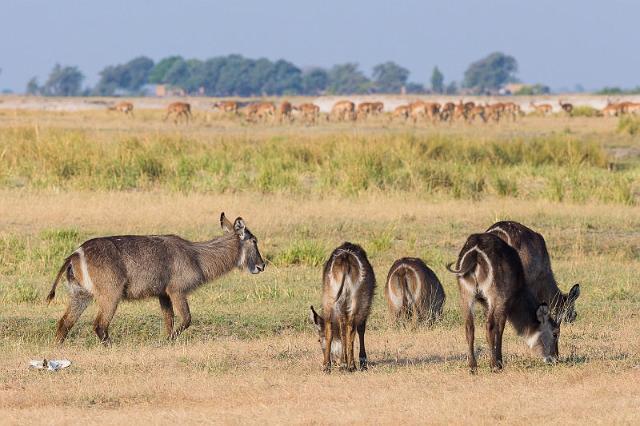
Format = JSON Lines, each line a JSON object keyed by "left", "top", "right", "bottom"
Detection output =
{"left": 469, "top": 363, "right": 478, "bottom": 375}
{"left": 359, "top": 357, "right": 368, "bottom": 370}
{"left": 322, "top": 364, "right": 331, "bottom": 374}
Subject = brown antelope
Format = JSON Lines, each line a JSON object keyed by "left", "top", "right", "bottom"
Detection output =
{"left": 371, "top": 101, "right": 384, "bottom": 115}
{"left": 108, "top": 101, "right": 134, "bottom": 116}
{"left": 530, "top": 101, "right": 552, "bottom": 116}
{"left": 391, "top": 105, "right": 410, "bottom": 121}
{"left": 385, "top": 257, "right": 445, "bottom": 324}
{"left": 503, "top": 102, "right": 520, "bottom": 121}
{"left": 467, "top": 105, "right": 487, "bottom": 123}
{"left": 46, "top": 213, "right": 265, "bottom": 345}
{"left": 453, "top": 101, "right": 467, "bottom": 121}
{"left": 440, "top": 102, "right": 455, "bottom": 122}
{"left": 278, "top": 101, "right": 293, "bottom": 123}
{"left": 330, "top": 100, "right": 355, "bottom": 121}
{"left": 212, "top": 100, "right": 238, "bottom": 114}
{"left": 309, "top": 242, "right": 375, "bottom": 372}
{"left": 447, "top": 233, "right": 560, "bottom": 373}
{"left": 293, "top": 103, "right": 320, "bottom": 124}
{"left": 487, "top": 221, "right": 580, "bottom": 323}
{"left": 559, "top": 100, "right": 573, "bottom": 115}
{"left": 602, "top": 100, "right": 622, "bottom": 117}
{"left": 245, "top": 102, "right": 276, "bottom": 122}
{"left": 164, "top": 102, "right": 192, "bottom": 123}
{"left": 356, "top": 102, "right": 374, "bottom": 119}
{"left": 485, "top": 102, "right": 504, "bottom": 122}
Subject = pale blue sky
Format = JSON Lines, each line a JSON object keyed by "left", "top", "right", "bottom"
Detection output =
{"left": 1, "top": 0, "right": 636, "bottom": 92}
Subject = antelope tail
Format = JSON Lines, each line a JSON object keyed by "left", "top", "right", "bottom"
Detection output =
{"left": 446, "top": 246, "right": 478, "bottom": 276}
{"left": 46, "top": 255, "right": 72, "bottom": 304}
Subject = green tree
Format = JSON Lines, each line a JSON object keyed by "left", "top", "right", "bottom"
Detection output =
{"left": 302, "top": 68, "right": 329, "bottom": 95}
{"left": 94, "top": 56, "right": 154, "bottom": 95}
{"left": 41, "top": 64, "right": 84, "bottom": 96}
{"left": 463, "top": 52, "right": 518, "bottom": 92}
{"left": 148, "top": 56, "right": 184, "bottom": 84}
{"left": 430, "top": 66, "right": 444, "bottom": 93}
{"left": 26, "top": 77, "right": 40, "bottom": 95}
{"left": 327, "top": 63, "right": 370, "bottom": 94}
{"left": 372, "top": 61, "right": 409, "bottom": 93}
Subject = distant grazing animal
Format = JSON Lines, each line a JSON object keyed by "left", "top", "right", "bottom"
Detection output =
{"left": 371, "top": 101, "right": 384, "bottom": 115}
{"left": 331, "top": 100, "right": 356, "bottom": 121}
{"left": 46, "top": 213, "right": 265, "bottom": 345}
{"left": 392, "top": 105, "right": 410, "bottom": 121}
{"left": 164, "top": 102, "right": 192, "bottom": 123}
{"left": 467, "top": 105, "right": 487, "bottom": 123}
{"left": 212, "top": 100, "right": 238, "bottom": 114}
{"left": 559, "top": 100, "right": 573, "bottom": 115}
{"left": 447, "top": 233, "right": 560, "bottom": 373}
{"left": 440, "top": 102, "right": 455, "bottom": 121}
{"left": 356, "top": 102, "right": 374, "bottom": 119}
{"left": 487, "top": 221, "right": 580, "bottom": 323}
{"left": 385, "top": 257, "right": 445, "bottom": 323}
{"left": 245, "top": 102, "right": 276, "bottom": 122}
{"left": 309, "top": 242, "right": 375, "bottom": 372}
{"left": 108, "top": 101, "right": 134, "bottom": 116}
{"left": 530, "top": 101, "right": 552, "bottom": 115}
{"left": 293, "top": 103, "right": 320, "bottom": 124}
{"left": 278, "top": 101, "right": 293, "bottom": 122}
{"left": 601, "top": 100, "right": 623, "bottom": 117}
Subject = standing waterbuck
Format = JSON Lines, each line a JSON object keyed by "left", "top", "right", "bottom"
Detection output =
{"left": 487, "top": 221, "right": 580, "bottom": 323}
{"left": 385, "top": 257, "right": 445, "bottom": 324}
{"left": 447, "top": 233, "right": 560, "bottom": 373}
{"left": 46, "top": 213, "right": 265, "bottom": 345}
{"left": 309, "top": 242, "right": 375, "bottom": 372}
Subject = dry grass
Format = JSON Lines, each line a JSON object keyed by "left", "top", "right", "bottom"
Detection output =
{"left": 1, "top": 106, "right": 640, "bottom": 424}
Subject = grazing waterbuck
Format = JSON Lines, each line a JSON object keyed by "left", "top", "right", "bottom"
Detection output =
{"left": 309, "top": 242, "right": 375, "bottom": 372}
{"left": 487, "top": 221, "right": 580, "bottom": 323}
{"left": 46, "top": 213, "right": 265, "bottom": 345}
{"left": 447, "top": 233, "right": 560, "bottom": 373}
{"left": 385, "top": 257, "right": 445, "bottom": 324}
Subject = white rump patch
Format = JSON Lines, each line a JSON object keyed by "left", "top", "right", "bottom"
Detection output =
{"left": 490, "top": 226, "right": 512, "bottom": 245}
{"left": 76, "top": 248, "right": 94, "bottom": 294}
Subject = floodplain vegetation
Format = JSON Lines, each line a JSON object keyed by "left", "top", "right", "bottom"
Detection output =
{"left": 1, "top": 99, "right": 639, "bottom": 424}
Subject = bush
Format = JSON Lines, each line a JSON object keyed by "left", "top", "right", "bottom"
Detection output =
{"left": 571, "top": 106, "right": 601, "bottom": 117}
{"left": 617, "top": 116, "right": 640, "bottom": 135}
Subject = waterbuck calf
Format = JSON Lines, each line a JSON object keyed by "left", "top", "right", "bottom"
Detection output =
{"left": 385, "top": 257, "right": 445, "bottom": 324}
{"left": 46, "top": 213, "right": 265, "bottom": 345}
{"left": 487, "top": 221, "right": 580, "bottom": 323}
{"left": 447, "top": 233, "right": 560, "bottom": 373}
{"left": 309, "top": 242, "right": 375, "bottom": 372}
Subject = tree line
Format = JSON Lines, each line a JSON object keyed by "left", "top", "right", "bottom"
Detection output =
{"left": 25, "top": 52, "right": 522, "bottom": 97}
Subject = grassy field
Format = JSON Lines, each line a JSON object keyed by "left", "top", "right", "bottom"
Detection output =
{"left": 1, "top": 103, "right": 640, "bottom": 424}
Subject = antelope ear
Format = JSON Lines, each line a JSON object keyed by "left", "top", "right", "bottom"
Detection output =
{"left": 234, "top": 217, "right": 246, "bottom": 239}
{"left": 536, "top": 304, "right": 550, "bottom": 324}
{"left": 220, "top": 212, "right": 234, "bottom": 233}
{"left": 569, "top": 284, "right": 580, "bottom": 300}
{"left": 309, "top": 305, "right": 323, "bottom": 331}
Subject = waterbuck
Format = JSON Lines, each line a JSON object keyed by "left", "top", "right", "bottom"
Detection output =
{"left": 487, "top": 221, "right": 580, "bottom": 323}
{"left": 46, "top": 213, "right": 265, "bottom": 345}
{"left": 447, "top": 233, "right": 560, "bottom": 373}
{"left": 309, "top": 242, "right": 375, "bottom": 372}
{"left": 385, "top": 257, "right": 445, "bottom": 324}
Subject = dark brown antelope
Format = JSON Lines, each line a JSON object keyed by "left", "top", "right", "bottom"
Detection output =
{"left": 108, "top": 101, "right": 134, "bottom": 117}
{"left": 164, "top": 102, "right": 192, "bottom": 123}
{"left": 46, "top": 213, "right": 265, "bottom": 345}
{"left": 447, "top": 233, "right": 560, "bottom": 373}
{"left": 385, "top": 257, "right": 445, "bottom": 324}
{"left": 487, "top": 221, "right": 580, "bottom": 323}
{"left": 559, "top": 100, "right": 573, "bottom": 115}
{"left": 309, "top": 242, "right": 375, "bottom": 372}
{"left": 278, "top": 101, "right": 293, "bottom": 123}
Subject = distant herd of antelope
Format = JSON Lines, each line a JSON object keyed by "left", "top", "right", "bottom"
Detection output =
{"left": 107, "top": 97, "right": 640, "bottom": 124}
{"left": 47, "top": 212, "right": 580, "bottom": 374}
